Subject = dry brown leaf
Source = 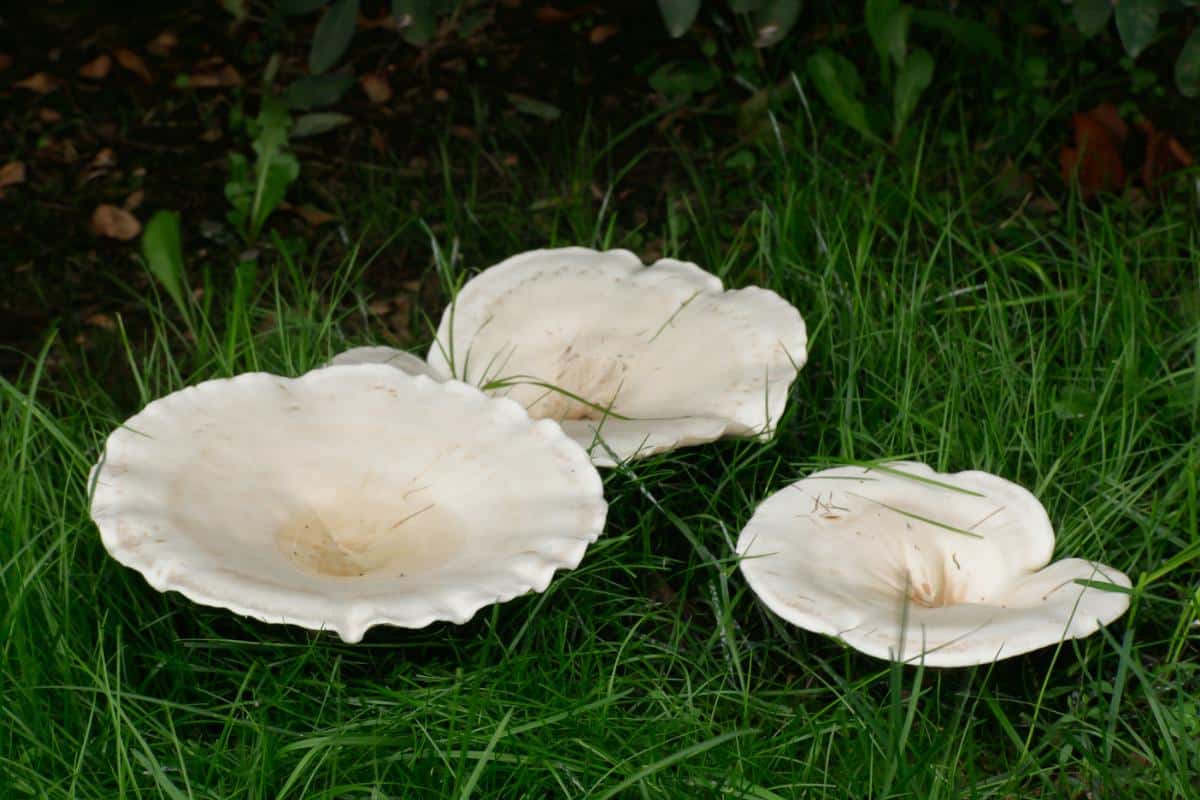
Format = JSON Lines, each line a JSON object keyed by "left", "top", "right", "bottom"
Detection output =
{"left": 1088, "top": 102, "right": 1127, "bottom": 143}
{"left": 146, "top": 31, "right": 178, "bottom": 57}
{"left": 293, "top": 204, "right": 338, "bottom": 227}
{"left": 370, "top": 127, "right": 388, "bottom": 155}
{"left": 124, "top": 190, "right": 144, "bottom": 211}
{"left": 114, "top": 48, "right": 152, "bottom": 83}
{"left": 91, "top": 204, "right": 141, "bottom": 240}
{"left": 1060, "top": 109, "right": 1125, "bottom": 197}
{"left": 0, "top": 161, "right": 26, "bottom": 188}
{"left": 1140, "top": 119, "right": 1195, "bottom": 192}
{"left": 535, "top": 5, "right": 573, "bottom": 23}
{"left": 432, "top": 87, "right": 449, "bottom": 102}
{"left": 449, "top": 125, "right": 477, "bottom": 142}
{"left": 201, "top": 128, "right": 223, "bottom": 142}
{"left": 85, "top": 313, "right": 116, "bottom": 331}
{"left": 187, "top": 64, "right": 242, "bottom": 88}
{"left": 79, "top": 54, "right": 112, "bottom": 80}
{"left": 91, "top": 148, "right": 117, "bottom": 168}
{"left": 361, "top": 73, "right": 392, "bottom": 104}
{"left": 14, "top": 72, "right": 57, "bottom": 94}
{"left": 38, "top": 108, "right": 62, "bottom": 123}
{"left": 589, "top": 24, "right": 619, "bottom": 44}
{"left": 0, "top": 53, "right": 12, "bottom": 72}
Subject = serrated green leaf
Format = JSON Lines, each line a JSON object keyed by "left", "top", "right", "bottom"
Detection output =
{"left": 279, "top": 0, "right": 328, "bottom": 15}
{"left": 892, "top": 47, "right": 933, "bottom": 138}
{"left": 251, "top": 154, "right": 299, "bottom": 238}
{"left": 252, "top": 96, "right": 292, "bottom": 162}
{"left": 393, "top": 0, "right": 436, "bottom": 45}
{"left": 141, "top": 211, "right": 188, "bottom": 316}
{"left": 806, "top": 49, "right": 877, "bottom": 141}
{"left": 1115, "top": 0, "right": 1162, "bottom": 59}
{"left": 1073, "top": 0, "right": 1112, "bottom": 37}
{"left": 309, "top": 0, "right": 358, "bottom": 74}
{"left": 754, "top": 0, "right": 802, "bottom": 48}
{"left": 283, "top": 73, "right": 354, "bottom": 109}
{"left": 290, "top": 111, "right": 352, "bottom": 137}
{"left": 657, "top": 0, "right": 701, "bottom": 38}
{"left": 1176, "top": 27, "right": 1200, "bottom": 96}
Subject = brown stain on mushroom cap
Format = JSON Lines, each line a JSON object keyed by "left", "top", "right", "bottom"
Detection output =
{"left": 526, "top": 335, "right": 630, "bottom": 421}
{"left": 275, "top": 499, "right": 464, "bottom": 579}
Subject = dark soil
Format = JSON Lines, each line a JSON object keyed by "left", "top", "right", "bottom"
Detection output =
{"left": 0, "top": 1, "right": 728, "bottom": 377}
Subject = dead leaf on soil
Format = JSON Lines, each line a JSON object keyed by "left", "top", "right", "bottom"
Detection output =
{"left": 14, "top": 72, "right": 58, "bottom": 94}
{"left": 535, "top": 5, "right": 574, "bottom": 23}
{"left": 293, "top": 204, "right": 338, "bottom": 227}
{"left": 79, "top": 54, "right": 112, "bottom": 80}
{"left": 114, "top": 48, "right": 152, "bottom": 83}
{"left": 361, "top": 73, "right": 392, "bottom": 104}
{"left": 0, "top": 161, "right": 26, "bottom": 191}
{"left": 1140, "top": 120, "right": 1195, "bottom": 192}
{"left": 1060, "top": 107, "right": 1125, "bottom": 197}
{"left": 91, "top": 204, "right": 141, "bottom": 240}
{"left": 38, "top": 108, "right": 62, "bottom": 123}
{"left": 186, "top": 64, "right": 242, "bottom": 88}
{"left": 85, "top": 313, "right": 116, "bottom": 331}
{"left": 91, "top": 148, "right": 117, "bottom": 168}
{"left": 146, "top": 31, "right": 179, "bottom": 57}
{"left": 124, "top": 190, "right": 145, "bottom": 211}
{"left": 370, "top": 127, "right": 388, "bottom": 154}
{"left": 589, "top": 24, "right": 619, "bottom": 44}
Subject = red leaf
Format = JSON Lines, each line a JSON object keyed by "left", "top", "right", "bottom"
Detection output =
{"left": 1139, "top": 120, "right": 1195, "bottom": 192}
{"left": 1061, "top": 111, "right": 1125, "bottom": 196}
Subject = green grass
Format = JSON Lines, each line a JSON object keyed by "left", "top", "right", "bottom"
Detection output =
{"left": 2, "top": 112, "right": 1199, "bottom": 798}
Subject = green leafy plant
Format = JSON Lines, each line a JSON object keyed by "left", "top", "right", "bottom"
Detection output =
{"left": 225, "top": 95, "right": 300, "bottom": 244}
{"left": 278, "top": 0, "right": 454, "bottom": 73}
{"left": 141, "top": 210, "right": 195, "bottom": 336}
{"left": 805, "top": 0, "right": 935, "bottom": 144}
{"left": 1071, "top": 0, "right": 1200, "bottom": 97}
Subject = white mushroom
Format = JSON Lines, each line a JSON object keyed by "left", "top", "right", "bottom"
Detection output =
{"left": 736, "top": 461, "right": 1131, "bottom": 667}
{"left": 426, "top": 247, "right": 808, "bottom": 466}
{"left": 326, "top": 345, "right": 443, "bottom": 380}
{"left": 89, "top": 365, "right": 607, "bottom": 642}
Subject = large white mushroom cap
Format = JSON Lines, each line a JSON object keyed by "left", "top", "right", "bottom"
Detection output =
{"left": 89, "top": 365, "right": 607, "bottom": 642}
{"left": 736, "top": 462, "right": 1131, "bottom": 667}
{"left": 425, "top": 247, "right": 808, "bottom": 466}
{"left": 326, "top": 345, "right": 442, "bottom": 380}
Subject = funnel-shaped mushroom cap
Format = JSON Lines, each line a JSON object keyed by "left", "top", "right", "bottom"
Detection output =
{"left": 326, "top": 345, "right": 442, "bottom": 380}
{"left": 427, "top": 247, "right": 808, "bottom": 466}
{"left": 90, "top": 365, "right": 607, "bottom": 642}
{"left": 736, "top": 462, "right": 1131, "bottom": 667}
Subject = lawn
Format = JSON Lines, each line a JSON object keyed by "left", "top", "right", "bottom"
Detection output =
{"left": 3, "top": 9, "right": 1200, "bottom": 798}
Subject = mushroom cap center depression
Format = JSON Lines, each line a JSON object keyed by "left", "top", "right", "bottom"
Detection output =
{"left": 498, "top": 332, "right": 637, "bottom": 422}
{"left": 275, "top": 487, "right": 466, "bottom": 578}
{"left": 803, "top": 491, "right": 1009, "bottom": 609}
{"left": 164, "top": 449, "right": 469, "bottom": 581}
